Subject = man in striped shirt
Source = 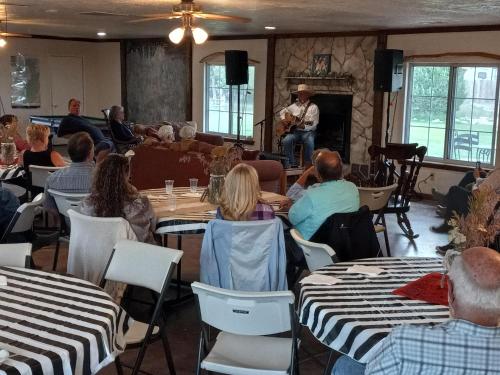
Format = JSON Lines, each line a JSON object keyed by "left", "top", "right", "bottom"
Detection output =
{"left": 45, "top": 132, "right": 95, "bottom": 210}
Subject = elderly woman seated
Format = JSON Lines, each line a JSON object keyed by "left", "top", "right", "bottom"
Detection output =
{"left": 169, "top": 125, "right": 197, "bottom": 152}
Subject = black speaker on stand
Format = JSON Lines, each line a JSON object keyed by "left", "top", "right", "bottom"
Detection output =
{"left": 374, "top": 49, "right": 403, "bottom": 145}
{"left": 225, "top": 50, "right": 248, "bottom": 144}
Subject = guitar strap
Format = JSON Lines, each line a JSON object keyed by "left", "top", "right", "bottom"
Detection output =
{"left": 298, "top": 101, "right": 312, "bottom": 123}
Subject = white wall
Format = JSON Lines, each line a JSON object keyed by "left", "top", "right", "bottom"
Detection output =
{"left": 387, "top": 31, "right": 500, "bottom": 194}
{"left": 0, "top": 38, "right": 121, "bottom": 134}
{"left": 192, "top": 39, "right": 268, "bottom": 150}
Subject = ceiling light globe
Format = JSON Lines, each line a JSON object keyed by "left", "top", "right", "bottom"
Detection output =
{"left": 0, "top": 38, "right": 7, "bottom": 48}
{"left": 192, "top": 27, "right": 208, "bottom": 44}
{"left": 169, "top": 27, "right": 185, "bottom": 44}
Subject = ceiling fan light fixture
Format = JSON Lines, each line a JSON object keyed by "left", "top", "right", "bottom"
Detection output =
{"left": 0, "top": 37, "right": 7, "bottom": 48}
{"left": 169, "top": 26, "right": 185, "bottom": 44}
{"left": 191, "top": 27, "right": 208, "bottom": 44}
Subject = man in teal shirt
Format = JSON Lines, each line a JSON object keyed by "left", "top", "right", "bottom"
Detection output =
{"left": 288, "top": 151, "right": 359, "bottom": 240}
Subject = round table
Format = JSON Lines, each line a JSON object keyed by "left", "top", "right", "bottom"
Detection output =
{"left": 0, "top": 266, "right": 129, "bottom": 375}
{"left": 0, "top": 166, "right": 24, "bottom": 181}
{"left": 299, "top": 257, "right": 450, "bottom": 363}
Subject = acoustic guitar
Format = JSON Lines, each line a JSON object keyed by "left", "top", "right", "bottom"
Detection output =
{"left": 275, "top": 111, "right": 305, "bottom": 137}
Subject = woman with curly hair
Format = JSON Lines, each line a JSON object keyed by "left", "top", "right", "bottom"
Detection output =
{"left": 217, "top": 163, "right": 275, "bottom": 221}
{"left": 80, "top": 154, "right": 157, "bottom": 244}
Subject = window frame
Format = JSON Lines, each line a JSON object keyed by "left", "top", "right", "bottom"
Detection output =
{"left": 203, "top": 62, "right": 255, "bottom": 140}
{"left": 404, "top": 62, "right": 500, "bottom": 167}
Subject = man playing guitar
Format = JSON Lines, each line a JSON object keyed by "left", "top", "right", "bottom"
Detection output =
{"left": 278, "top": 84, "right": 319, "bottom": 168}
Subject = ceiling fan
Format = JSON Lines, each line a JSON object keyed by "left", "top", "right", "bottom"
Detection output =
{"left": 130, "top": 0, "right": 251, "bottom": 45}
{"left": 0, "top": 2, "right": 31, "bottom": 47}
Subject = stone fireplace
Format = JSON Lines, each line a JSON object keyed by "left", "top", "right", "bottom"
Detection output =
{"left": 291, "top": 92, "right": 353, "bottom": 163}
{"left": 273, "top": 36, "right": 377, "bottom": 165}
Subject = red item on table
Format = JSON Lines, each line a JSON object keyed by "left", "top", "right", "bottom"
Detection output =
{"left": 392, "top": 272, "right": 449, "bottom": 306}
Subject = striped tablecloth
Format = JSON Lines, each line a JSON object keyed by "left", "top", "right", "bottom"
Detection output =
{"left": 0, "top": 267, "right": 129, "bottom": 375}
{"left": 0, "top": 167, "right": 24, "bottom": 181}
{"left": 299, "top": 257, "right": 450, "bottom": 364}
{"left": 144, "top": 187, "right": 288, "bottom": 235}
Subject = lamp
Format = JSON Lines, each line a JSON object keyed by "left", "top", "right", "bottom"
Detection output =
{"left": 191, "top": 27, "right": 208, "bottom": 44}
{"left": 168, "top": 27, "right": 185, "bottom": 44}
{"left": 168, "top": 14, "right": 208, "bottom": 45}
{"left": 0, "top": 38, "right": 6, "bottom": 47}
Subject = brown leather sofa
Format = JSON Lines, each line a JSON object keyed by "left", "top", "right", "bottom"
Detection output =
{"left": 130, "top": 143, "right": 284, "bottom": 194}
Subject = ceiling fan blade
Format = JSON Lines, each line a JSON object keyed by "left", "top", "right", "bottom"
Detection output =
{"left": 0, "top": 2, "right": 30, "bottom": 6}
{"left": 193, "top": 12, "right": 251, "bottom": 23}
{"left": 0, "top": 31, "right": 31, "bottom": 37}
{"left": 128, "top": 13, "right": 182, "bottom": 23}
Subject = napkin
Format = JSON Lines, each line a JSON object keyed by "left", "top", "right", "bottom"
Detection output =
{"left": 0, "top": 349, "right": 8, "bottom": 363}
{"left": 300, "top": 274, "right": 342, "bottom": 285}
{"left": 392, "top": 273, "right": 449, "bottom": 306}
{"left": 346, "top": 264, "right": 384, "bottom": 276}
{"left": 181, "top": 192, "right": 202, "bottom": 198}
{"left": 0, "top": 276, "right": 6, "bottom": 286}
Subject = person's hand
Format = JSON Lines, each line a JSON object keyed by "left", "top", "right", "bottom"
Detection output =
{"left": 279, "top": 198, "right": 293, "bottom": 211}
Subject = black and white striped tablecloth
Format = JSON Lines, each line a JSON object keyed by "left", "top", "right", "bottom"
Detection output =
{"left": 299, "top": 257, "right": 450, "bottom": 364}
{"left": 0, "top": 267, "right": 129, "bottom": 375}
{"left": 0, "top": 167, "right": 24, "bottom": 181}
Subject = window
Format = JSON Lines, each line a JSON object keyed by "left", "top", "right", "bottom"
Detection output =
{"left": 405, "top": 64, "right": 499, "bottom": 165}
{"left": 204, "top": 64, "right": 255, "bottom": 139}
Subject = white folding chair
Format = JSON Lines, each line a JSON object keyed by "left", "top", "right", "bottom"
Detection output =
{"left": 358, "top": 183, "right": 398, "bottom": 256}
{"left": 29, "top": 165, "right": 65, "bottom": 189}
{"left": 0, "top": 243, "right": 32, "bottom": 268}
{"left": 100, "top": 239, "right": 183, "bottom": 375}
{"left": 47, "top": 190, "right": 89, "bottom": 270}
{"left": 67, "top": 209, "right": 137, "bottom": 285}
{"left": 290, "top": 229, "right": 336, "bottom": 272}
{"left": 192, "top": 282, "right": 298, "bottom": 375}
{"left": 47, "top": 190, "right": 88, "bottom": 218}
{"left": 1, "top": 193, "right": 60, "bottom": 268}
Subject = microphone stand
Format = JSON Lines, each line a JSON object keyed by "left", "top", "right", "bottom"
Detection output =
{"left": 253, "top": 107, "right": 286, "bottom": 152}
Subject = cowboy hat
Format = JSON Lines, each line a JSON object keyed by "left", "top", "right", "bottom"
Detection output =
{"left": 293, "top": 84, "right": 315, "bottom": 95}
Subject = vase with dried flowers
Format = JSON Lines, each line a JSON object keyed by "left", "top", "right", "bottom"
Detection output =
{"left": 206, "top": 146, "right": 228, "bottom": 204}
{"left": 448, "top": 185, "right": 500, "bottom": 251}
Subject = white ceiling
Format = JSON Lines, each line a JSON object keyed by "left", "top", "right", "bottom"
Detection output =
{"left": 2, "top": 0, "right": 500, "bottom": 39}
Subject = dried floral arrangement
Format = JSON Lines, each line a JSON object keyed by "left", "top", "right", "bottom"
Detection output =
{"left": 448, "top": 185, "right": 500, "bottom": 250}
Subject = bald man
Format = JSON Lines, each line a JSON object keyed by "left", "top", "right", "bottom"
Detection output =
{"left": 288, "top": 151, "right": 359, "bottom": 240}
{"left": 355, "top": 247, "right": 500, "bottom": 375}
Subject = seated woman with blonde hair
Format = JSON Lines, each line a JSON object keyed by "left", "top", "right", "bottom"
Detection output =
{"left": 217, "top": 163, "right": 275, "bottom": 221}
{"left": 80, "top": 153, "right": 157, "bottom": 244}
{"left": 23, "top": 124, "right": 66, "bottom": 171}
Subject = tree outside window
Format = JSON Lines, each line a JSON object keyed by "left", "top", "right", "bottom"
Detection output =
{"left": 204, "top": 64, "right": 255, "bottom": 139}
{"left": 405, "top": 64, "right": 498, "bottom": 165}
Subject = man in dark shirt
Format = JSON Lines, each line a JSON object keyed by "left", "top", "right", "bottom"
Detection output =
{"left": 58, "top": 98, "right": 113, "bottom": 154}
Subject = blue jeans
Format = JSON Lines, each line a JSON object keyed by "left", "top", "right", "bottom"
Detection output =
{"left": 282, "top": 130, "right": 315, "bottom": 168}
{"left": 332, "top": 355, "right": 366, "bottom": 375}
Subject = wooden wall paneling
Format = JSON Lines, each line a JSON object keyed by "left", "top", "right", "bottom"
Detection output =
{"left": 371, "top": 34, "right": 387, "bottom": 147}
{"left": 264, "top": 36, "right": 276, "bottom": 152}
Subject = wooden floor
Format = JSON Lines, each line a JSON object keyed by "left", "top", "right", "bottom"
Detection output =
{"left": 32, "top": 199, "right": 448, "bottom": 375}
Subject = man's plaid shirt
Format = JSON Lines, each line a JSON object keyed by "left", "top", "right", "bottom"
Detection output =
{"left": 366, "top": 319, "right": 500, "bottom": 374}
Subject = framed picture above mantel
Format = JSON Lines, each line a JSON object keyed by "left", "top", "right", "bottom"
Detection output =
{"left": 312, "top": 54, "right": 331, "bottom": 76}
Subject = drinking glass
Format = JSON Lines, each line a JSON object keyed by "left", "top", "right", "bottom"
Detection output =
{"left": 189, "top": 178, "right": 198, "bottom": 193}
{"left": 167, "top": 194, "right": 176, "bottom": 211}
{"left": 165, "top": 180, "right": 174, "bottom": 195}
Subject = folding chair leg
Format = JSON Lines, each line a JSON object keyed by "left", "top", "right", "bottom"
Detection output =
{"left": 323, "top": 350, "right": 334, "bottom": 375}
{"left": 381, "top": 214, "right": 391, "bottom": 257}
{"left": 52, "top": 240, "right": 60, "bottom": 271}
{"left": 131, "top": 339, "right": 150, "bottom": 375}
{"left": 115, "top": 356, "right": 124, "bottom": 375}
{"left": 160, "top": 326, "right": 176, "bottom": 375}
{"left": 196, "top": 333, "right": 204, "bottom": 375}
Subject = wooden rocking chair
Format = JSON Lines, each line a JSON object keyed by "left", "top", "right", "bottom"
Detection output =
{"left": 368, "top": 143, "right": 427, "bottom": 239}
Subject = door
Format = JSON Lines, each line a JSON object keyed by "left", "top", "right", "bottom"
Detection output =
{"left": 49, "top": 56, "right": 84, "bottom": 115}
